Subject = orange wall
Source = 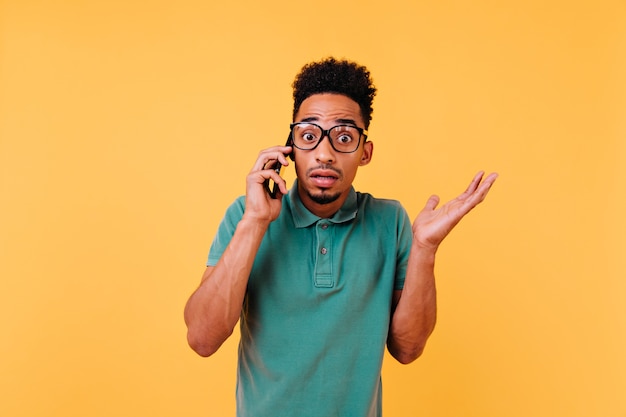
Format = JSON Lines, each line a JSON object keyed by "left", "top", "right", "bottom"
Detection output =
{"left": 1, "top": 1, "right": 625, "bottom": 416}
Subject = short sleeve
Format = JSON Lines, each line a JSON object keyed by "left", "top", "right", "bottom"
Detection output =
{"left": 394, "top": 207, "right": 413, "bottom": 290}
{"left": 207, "top": 196, "right": 246, "bottom": 266}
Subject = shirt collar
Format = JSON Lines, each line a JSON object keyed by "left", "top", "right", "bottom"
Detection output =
{"left": 288, "top": 180, "right": 358, "bottom": 228}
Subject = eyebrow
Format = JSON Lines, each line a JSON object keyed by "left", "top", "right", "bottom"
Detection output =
{"left": 299, "top": 117, "right": 359, "bottom": 126}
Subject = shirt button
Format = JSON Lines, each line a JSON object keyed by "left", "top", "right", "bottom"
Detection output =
{"left": 320, "top": 247, "right": 328, "bottom": 255}
{"left": 321, "top": 223, "right": 328, "bottom": 230}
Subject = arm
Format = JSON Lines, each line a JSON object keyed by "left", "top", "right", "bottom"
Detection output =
{"left": 184, "top": 145, "right": 292, "bottom": 357}
{"left": 387, "top": 171, "right": 498, "bottom": 364}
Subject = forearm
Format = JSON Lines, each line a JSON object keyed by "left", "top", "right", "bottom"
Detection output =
{"left": 387, "top": 245, "right": 438, "bottom": 364}
{"left": 387, "top": 171, "right": 497, "bottom": 364}
{"left": 184, "top": 216, "right": 269, "bottom": 357}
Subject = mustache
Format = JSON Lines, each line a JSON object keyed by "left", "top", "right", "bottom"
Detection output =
{"left": 306, "top": 164, "right": 343, "bottom": 178}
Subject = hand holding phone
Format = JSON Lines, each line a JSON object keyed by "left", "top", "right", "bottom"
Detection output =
{"left": 265, "top": 160, "right": 283, "bottom": 199}
{"left": 264, "top": 135, "right": 293, "bottom": 199}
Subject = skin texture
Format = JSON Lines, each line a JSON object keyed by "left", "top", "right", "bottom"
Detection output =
{"left": 183, "top": 93, "right": 498, "bottom": 362}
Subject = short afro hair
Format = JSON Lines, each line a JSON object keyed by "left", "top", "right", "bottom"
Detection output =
{"left": 292, "top": 57, "right": 377, "bottom": 129}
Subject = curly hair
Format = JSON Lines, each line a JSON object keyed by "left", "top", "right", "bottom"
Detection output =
{"left": 292, "top": 57, "right": 377, "bottom": 129}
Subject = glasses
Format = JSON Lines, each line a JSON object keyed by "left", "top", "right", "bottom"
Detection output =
{"left": 289, "top": 122, "right": 368, "bottom": 154}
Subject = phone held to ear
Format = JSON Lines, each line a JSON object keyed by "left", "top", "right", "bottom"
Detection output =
{"left": 266, "top": 160, "right": 283, "bottom": 199}
{"left": 265, "top": 135, "right": 293, "bottom": 199}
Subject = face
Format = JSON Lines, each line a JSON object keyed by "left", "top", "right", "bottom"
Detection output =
{"left": 292, "top": 93, "right": 373, "bottom": 218}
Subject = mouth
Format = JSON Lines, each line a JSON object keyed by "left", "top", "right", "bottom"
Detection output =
{"left": 310, "top": 176, "right": 337, "bottom": 188}
{"left": 309, "top": 168, "right": 341, "bottom": 188}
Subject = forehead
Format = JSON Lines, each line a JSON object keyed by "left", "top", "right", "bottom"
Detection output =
{"left": 295, "top": 93, "right": 364, "bottom": 126}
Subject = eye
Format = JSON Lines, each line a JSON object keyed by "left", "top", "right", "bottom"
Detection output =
{"left": 293, "top": 123, "right": 321, "bottom": 144}
{"left": 301, "top": 132, "right": 318, "bottom": 142}
{"left": 336, "top": 133, "right": 354, "bottom": 144}
{"left": 332, "top": 126, "right": 358, "bottom": 145}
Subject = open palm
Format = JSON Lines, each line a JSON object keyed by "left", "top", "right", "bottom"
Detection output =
{"left": 412, "top": 171, "right": 498, "bottom": 250}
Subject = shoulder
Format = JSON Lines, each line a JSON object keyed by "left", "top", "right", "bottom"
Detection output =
{"left": 354, "top": 191, "right": 411, "bottom": 234}
{"left": 353, "top": 191, "right": 413, "bottom": 252}
{"left": 224, "top": 195, "right": 246, "bottom": 215}
{"left": 215, "top": 195, "right": 247, "bottom": 229}
{"left": 355, "top": 191, "right": 406, "bottom": 215}
{"left": 356, "top": 190, "right": 413, "bottom": 229}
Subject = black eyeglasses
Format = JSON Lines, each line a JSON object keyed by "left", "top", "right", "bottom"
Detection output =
{"left": 289, "top": 122, "right": 368, "bottom": 154}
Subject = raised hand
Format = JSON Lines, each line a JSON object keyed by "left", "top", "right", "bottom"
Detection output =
{"left": 243, "top": 145, "right": 292, "bottom": 223}
{"left": 412, "top": 171, "right": 498, "bottom": 250}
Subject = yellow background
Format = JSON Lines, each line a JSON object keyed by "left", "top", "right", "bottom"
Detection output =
{"left": 1, "top": 0, "right": 625, "bottom": 416}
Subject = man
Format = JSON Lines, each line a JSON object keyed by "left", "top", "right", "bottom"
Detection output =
{"left": 184, "top": 57, "right": 498, "bottom": 416}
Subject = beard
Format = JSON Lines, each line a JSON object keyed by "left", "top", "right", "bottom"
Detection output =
{"left": 307, "top": 189, "right": 342, "bottom": 205}
{"left": 300, "top": 163, "right": 344, "bottom": 205}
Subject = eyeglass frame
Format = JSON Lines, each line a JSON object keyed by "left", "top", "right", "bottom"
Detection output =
{"left": 288, "top": 122, "right": 369, "bottom": 154}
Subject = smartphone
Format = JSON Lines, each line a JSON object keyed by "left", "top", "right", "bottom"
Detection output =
{"left": 266, "top": 160, "right": 283, "bottom": 199}
{"left": 265, "top": 135, "right": 292, "bottom": 198}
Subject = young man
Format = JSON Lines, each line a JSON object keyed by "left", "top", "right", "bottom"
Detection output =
{"left": 184, "top": 58, "right": 498, "bottom": 417}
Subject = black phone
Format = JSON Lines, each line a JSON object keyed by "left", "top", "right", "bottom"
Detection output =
{"left": 265, "top": 135, "right": 293, "bottom": 199}
{"left": 266, "top": 160, "right": 283, "bottom": 199}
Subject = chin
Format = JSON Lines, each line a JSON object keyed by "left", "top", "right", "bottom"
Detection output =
{"left": 307, "top": 190, "right": 341, "bottom": 205}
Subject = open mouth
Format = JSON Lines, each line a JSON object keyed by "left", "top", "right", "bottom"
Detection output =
{"left": 310, "top": 175, "right": 337, "bottom": 188}
{"left": 309, "top": 169, "right": 340, "bottom": 188}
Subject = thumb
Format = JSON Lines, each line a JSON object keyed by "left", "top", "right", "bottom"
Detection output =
{"left": 423, "top": 195, "right": 440, "bottom": 211}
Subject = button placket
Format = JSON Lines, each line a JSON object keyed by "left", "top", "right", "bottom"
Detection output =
{"left": 314, "top": 221, "right": 333, "bottom": 287}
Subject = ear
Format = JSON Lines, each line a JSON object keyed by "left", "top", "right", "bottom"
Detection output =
{"left": 359, "top": 141, "right": 373, "bottom": 166}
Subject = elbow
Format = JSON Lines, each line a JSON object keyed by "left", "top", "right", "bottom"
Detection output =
{"left": 188, "top": 340, "right": 216, "bottom": 358}
{"left": 184, "top": 308, "right": 233, "bottom": 357}
{"left": 387, "top": 319, "right": 436, "bottom": 364}
{"left": 387, "top": 335, "right": 428, "bottom": 364}
{"left": 187, "top": 333, "right": 218, "bottom": 357}
{"left": 390, "top": 344, "right": 425, "bottom": 365}
{"left": 186, "top": 327, "right": 229, "bottom": 358}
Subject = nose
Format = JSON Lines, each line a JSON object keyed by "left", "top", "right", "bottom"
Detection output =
{"left": 313, "top": 133, "right": 336, "bottom": 164}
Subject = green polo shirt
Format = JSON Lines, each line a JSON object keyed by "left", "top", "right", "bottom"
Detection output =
{"left": 208, "top": 181, "right": 413, "bottom": 417}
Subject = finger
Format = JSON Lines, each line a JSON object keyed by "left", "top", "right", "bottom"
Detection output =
{"left": 254, "top": 153, "right": 281, "bottom": 173}
{"left": 255, "top": 168, "right": 281, "bottom": 185}
{"left": 463, "top": 172, "right": 498, "bottom": 208}
{"left": 261, "top": 168, "right": 290, "bottom": 194}
{"left": 460, "top": 171, "right": 499, "bottom": 201}
{"left": 453, "top": 172, "right": 482, "bottom": 202}
{"left": 483, "top": 172, "right": 499, "bottom": 186}
{"left": 252, "top": 146, "right": 292, "bottom": 172}
{"left": 263, "top": 150, "right": 292, "bottom": 171}
{"left": 267, "top": 170, "right": 289, "bottom": 196}
{"left": 462, "top": 171, "right": 485, "bottom": 196}
{"left": 474, "top": 172, "right": 498, "bottom": 197}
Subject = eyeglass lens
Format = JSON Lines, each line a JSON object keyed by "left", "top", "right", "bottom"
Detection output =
{"left": 291, "top": 123, "right": 361, "bottom": 153}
